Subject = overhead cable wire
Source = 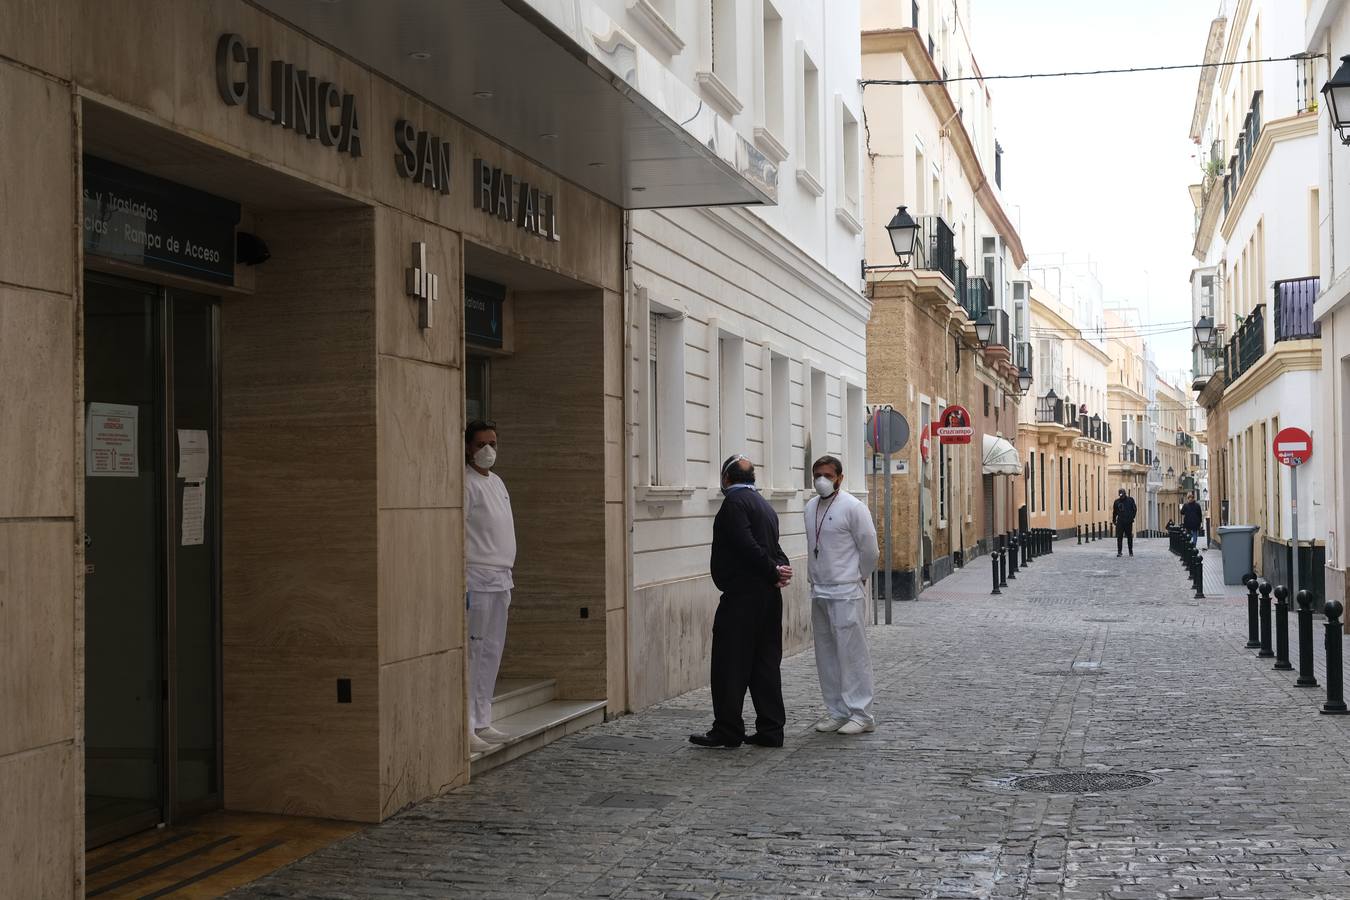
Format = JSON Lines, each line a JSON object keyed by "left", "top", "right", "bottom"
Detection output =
{"left": 859, "top": 54, "right": 1323, "bottom": 88}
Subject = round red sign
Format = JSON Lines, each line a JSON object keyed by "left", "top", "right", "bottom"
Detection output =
{"left": 1272, "top": 426, "right": 1312, "bottom": 467}
{"left": 936, "top": 405, "right": 974, "bottom": 445}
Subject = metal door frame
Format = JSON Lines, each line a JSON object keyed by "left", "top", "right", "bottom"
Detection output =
{"left": 83, "top": 271, "right": 223, "bottom": 847}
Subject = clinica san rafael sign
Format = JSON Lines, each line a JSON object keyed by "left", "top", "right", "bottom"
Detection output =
{"left": 215, "top": 33, "right": 362, "bottom": 157}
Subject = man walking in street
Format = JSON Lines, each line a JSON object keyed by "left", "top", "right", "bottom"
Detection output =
{"left": 691, "top": 455, "right": 793, "bottom": 749}
{"left": 465, "top": 420, "right": 516, "bottom": 754}
{"left": 1181, "top": 492, "right": 1204, "bottom": 546}
{"left": 1112, "top": 488, "right": 1137, "bottom": 557}
{"left": 804, "top": 456, "right": 879, "bottom": 737}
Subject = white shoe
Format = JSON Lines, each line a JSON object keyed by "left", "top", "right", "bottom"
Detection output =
{"left": 836, "top": 720, "right": 876, "bottom": 736}
{"left": 814, "top": 717, "right": 849, "bottom": 733}
{"left": 469, "top": 733, "right": 499, "bottom": 753}
{"left": 476, "top": 726, "right": 511, "bottom": 743}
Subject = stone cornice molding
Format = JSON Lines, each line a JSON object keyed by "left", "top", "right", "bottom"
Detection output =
{"left": 1221, "top": 340, "right": 1321, "bottom": 408}
{"left": 1219, "top": 112, "right": 1319, "bottom": 243}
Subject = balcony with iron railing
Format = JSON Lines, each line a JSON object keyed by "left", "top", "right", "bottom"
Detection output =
{"left": 1015, "top": 340, "right": 1033, "bottom": 375}
{"left": 1224, "top": 304, "right": 1265, "bottom": 384}
{"left": 1119, "top": 445, "right": 1154, "bottom": 466}
{"left": 1273, "top": 276, "right": 1321, "bottom": 342}
{"left": 1175, "top": 431, "right": 1194, "bottom": 449}
{"left": 963, "top": 275, "right": 990, "bottom": 324}
{"left": 1036, "top": 392, "right": 1066, "bottom": 426}
{"left": 1222, "top": 90, "right": 1263, "bottom": 218}
{"left": 1191, "top": 343, "right": 1217, "bottom": 389}
{"left": 916, "top": 215, "right": 956, "bottom": 285}
{"left": 988, "top": 307, "right": 1013, "bottom": 353}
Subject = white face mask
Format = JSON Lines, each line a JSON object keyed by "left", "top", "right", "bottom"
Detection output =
{"left": 814, "top": 475, "right": 837, "bottom": 498}
{"left": 473, "top": 445, "right": 497, "bottom": 469}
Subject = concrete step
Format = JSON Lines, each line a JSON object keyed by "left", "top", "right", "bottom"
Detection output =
{"left": 491, "top": 677, "right": 556, "bottom": 721}
{"left": 470, "top": 699, "right": 606, "bottom": 777}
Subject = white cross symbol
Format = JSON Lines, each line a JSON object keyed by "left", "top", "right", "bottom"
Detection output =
{"left": 405, "top": 241, "right": 439, "bottom": 329}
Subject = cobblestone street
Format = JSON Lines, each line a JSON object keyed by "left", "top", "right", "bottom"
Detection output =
{"left": 231, "top": 538, "right": 1350, "bottom": 899}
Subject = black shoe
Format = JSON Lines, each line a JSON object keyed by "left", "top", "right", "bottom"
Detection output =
{"left": 688, "top": 731, "right": 741, "bottom": 748}
{"left": 1117, "top": 552, "right": 1122, "bottom": 557}
{"left": 745, "top": 732, "right": 784, "bottom": 748}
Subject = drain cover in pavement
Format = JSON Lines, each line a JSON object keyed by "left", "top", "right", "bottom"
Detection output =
{"left": 575, "top": 735, "right": 686, "bottom": 754}
{"left": 1011, "top": 772, "right": 1152, "bottom": 793}
{"left": 584, "top": 792, "right": 676, "bottom": 809}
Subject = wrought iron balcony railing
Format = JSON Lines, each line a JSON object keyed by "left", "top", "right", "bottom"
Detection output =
{"left": 1273, "top": 276, "right": 1321, "bottom": 342}
{"left": 1224, "top": 304, "right": 1265, "bottom": 384}
{"left": 963, "top": 276, "right": 990, "bottom": 323}
{"left": 990, "top": 307, "right": 1013, "bottom": 352}
{"left": 917, "top": 215, "right": 956, "bottom": 285}
{"left": 1036, "top": 394, "right": 1065, "bottom": 425}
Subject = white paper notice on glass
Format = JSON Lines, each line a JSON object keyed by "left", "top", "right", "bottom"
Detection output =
{"left": 177, "top": 429, "right": 210, "bottom": 481}
{"left": 87, "top": 402, "right": 139, "bottom": 477}
{"left": 181, "top": 481, "right": 206, "bottom": 546}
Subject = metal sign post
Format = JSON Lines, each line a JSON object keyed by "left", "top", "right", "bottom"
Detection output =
{"left": 1273, "top": 427, "right": 1313, "bottom": 612}
{"left": 866, "top": 408, "right": 909, "bottom": 625}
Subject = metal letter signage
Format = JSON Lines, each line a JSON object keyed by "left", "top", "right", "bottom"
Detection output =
{"left": 472, "top": 158, "right": 560, "bottom": 242}
{"left": 936, "top": 405, "right": 974, "bottom": 444}
{"left": 1273, "top": 426, "right": 1313, "bottom": 467}
{"left": 395, "top": 120, "right": 452, "bottom": 194}
{"left": 406, "top": 242, "right": 439, "bottom": 329}
{"left": 215, "top": 33, "right": 362, "bottom": 157}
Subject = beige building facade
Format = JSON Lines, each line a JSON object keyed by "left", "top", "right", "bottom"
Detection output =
{"left": 0, "top": 0, "right": 781, "bottom": 892}
{"left": 1106, "top": 310, "right": 1151, "bottom": 504}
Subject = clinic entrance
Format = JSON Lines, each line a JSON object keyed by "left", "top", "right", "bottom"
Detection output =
{"left": 83, "top": 272, "right": 221, "bottom": 847}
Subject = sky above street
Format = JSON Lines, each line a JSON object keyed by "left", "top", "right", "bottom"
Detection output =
{"left": 973, "top": 0, "right": 1222, "bottom": 379}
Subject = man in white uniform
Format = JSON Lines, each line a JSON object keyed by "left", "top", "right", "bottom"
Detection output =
{"left": 804, "top": 455, "right": 879, "bottom": 736}
{"left": 464, "top": 419, "right": 516, "bottom": 753}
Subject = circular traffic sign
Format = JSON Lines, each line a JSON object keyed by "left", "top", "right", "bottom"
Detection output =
{"left": 867, "top": 408, "right": 910, "bottom": 455}
{"left": 1273, "top": 426, "right": 1312, "bottom": 467}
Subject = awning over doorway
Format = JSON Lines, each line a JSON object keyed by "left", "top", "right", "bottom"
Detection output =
{"left": 254, "top": 0, "right": 777, "bottom": 209}
{"left": 983, "top": 434, "right": 1021, "bottom": 476}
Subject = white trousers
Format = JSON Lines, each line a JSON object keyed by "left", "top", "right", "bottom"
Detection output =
{"left": 811, "top": 594, "right": 875, "bottom": 726}
{"left": 468, "top": 589, "right": 511, "bottom": 731}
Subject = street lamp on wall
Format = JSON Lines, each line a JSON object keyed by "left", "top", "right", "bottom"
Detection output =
{"left": 1017, "top": 368, "right": 1033, "bottom": 393}
{"left": 975, "top": 313, "right": 995, "bottom": 345}
{"left": 1193, "top": 315, "right": 1215, "bottom": 347}
{"left": 1323, "top": 55, "right": 1350, "bottom": 145}
{"left": 861, "top": 205, "right": 921, "bottom": 281}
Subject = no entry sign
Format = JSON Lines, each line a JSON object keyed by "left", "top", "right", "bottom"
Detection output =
{"left": 936, "top": 405, "right": 973, "bottom": 445}
{"left": 1273, "top": 427, "right": 1312, "bottom": 467}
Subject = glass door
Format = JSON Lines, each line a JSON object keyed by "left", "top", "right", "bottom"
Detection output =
{"left": 84, "top": 274, "right": 221, "bottom": 847}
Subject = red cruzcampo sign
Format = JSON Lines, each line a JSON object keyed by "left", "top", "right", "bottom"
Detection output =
{"left": 937, "top": 405, "right": 974, "bottom": 445}
{"left": 1273, "top": 426, "right": 1312, "bottom": 467}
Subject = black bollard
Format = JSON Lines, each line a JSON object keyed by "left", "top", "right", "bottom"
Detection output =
{"left": 1273, "top": 585, "right": 1292, "bottom": 670}
{"left": 1244, "top": 574, "right": 1261, "bottom": 648}
{"left": 1047, "top": 528, "right": 1054, "bottom": 554}
{"left": 1008, "top": 533, "right": 1018, "bottom": 580}
{"left": 999, "top": 537, "right": 1008, "bottom": 588}
{"left": 1258, "top": 580, "right": 1274, "bottom": 658}
{"left": 1322, "top": 600, "right": 1348, "bottom": 714}
{"left": 1022, "top": 530, "right": 1030, "bottom": 566}
{"left": 1077, "top": 524, "right": 1082, "bottom": 545}
{"left": 1296, "top": 589, "right": 1319, "bottom": 688}
{"left": 1193, "top": 556, "right": 1205, "bottom": 600}
{"left": 990, "top": 549, "right": 1002, "bottom": 596}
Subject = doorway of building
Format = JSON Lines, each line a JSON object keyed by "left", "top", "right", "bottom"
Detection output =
{"left": 84, "top": 273, "right": 221, "bottom": 847}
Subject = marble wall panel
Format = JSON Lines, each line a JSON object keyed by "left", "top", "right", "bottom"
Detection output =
{"left": 0, "top": 287, "right": 74, "bottom": 518}
{"left": 378, "top": 648, "right": 464, "bottom": 819}
{"left": 0, "top": 64, "right": 74, "bottom": 295}
{"left": 375, "top": 208, "right": 461, "bottom": 367}
{"left": 378, "top": 507, "right": 463, "bottom": 665}
{"left": 0, "top": 522, "right": 75, "bottom": 758}
{"left": 377, "top": 356, "right": 459, "bottom": 510}
{"left": 0, "top": 744, "right": 78, "bottom": 898}
{"left": 0, "top": 0, "right": 72, "bottom": 78}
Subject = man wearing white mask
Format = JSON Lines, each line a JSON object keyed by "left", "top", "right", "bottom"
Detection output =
{"left": 464, "top": 419, "right": 516, "bottom": 753}
{"left": 804, "top": 455, "right": 879, "bottom": 736}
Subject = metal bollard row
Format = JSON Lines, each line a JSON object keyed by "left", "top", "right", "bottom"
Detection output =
{"left": 1237, "top": 574, "right": 1350, "bottom": 717}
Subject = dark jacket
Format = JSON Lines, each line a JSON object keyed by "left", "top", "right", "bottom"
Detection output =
{"left": 711, "top": 487, "right": 789, "bottom": 595}
{"left": 1111, "top": 495, "right": 1137, "bottom": 526}
{"left": 1181, "top": 500, "right": 1204, "bottom": 530}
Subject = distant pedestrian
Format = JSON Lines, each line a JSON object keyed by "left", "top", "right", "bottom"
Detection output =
{"left": 804, "top": 456, "right": 879, "bottom": 737}
{"left": 1181, "top": 493, "right": 1204, "bottom": 546}
{"left": 690, "top": 455, "right": 793, "bottom": 749}
{"left": 1112, "top": 488, "right": 1137, "bottom": 557}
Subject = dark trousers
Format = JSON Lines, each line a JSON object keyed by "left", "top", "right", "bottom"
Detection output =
{"left": 710, "top": 589, "right": 786, "bottom": 742}
{"left": 1116, "top": 522, "right": 1134, "bottom": 554}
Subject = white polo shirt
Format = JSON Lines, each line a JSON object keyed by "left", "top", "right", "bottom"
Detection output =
{"left": 465, "top": 466, "right": 516, "bottom": 592}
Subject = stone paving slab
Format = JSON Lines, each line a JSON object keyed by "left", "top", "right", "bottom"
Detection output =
{"left": 229, "top": 537, "right": 1350, "bottom": 899}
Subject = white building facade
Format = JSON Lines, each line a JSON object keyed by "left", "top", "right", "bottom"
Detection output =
{"left": 618, "top": 0, "right": 869, "bottom": 709}
{"left": 1188, "top": 0, "right": 1326, "bottom": 591}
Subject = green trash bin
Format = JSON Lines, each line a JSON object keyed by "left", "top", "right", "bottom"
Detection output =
{"left": 1216, "top": 525, "right": 1259, "bottom": 585}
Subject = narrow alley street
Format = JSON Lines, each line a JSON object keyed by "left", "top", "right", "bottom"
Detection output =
{"left": 229, "top": 538, "right": 1350, "bottom": 899}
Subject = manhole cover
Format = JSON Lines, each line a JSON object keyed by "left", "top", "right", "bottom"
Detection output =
{"left": 583, "top": 792, "right": 676, "bottom": 809}
{"left": 575, "top": 736, "right": 686, "bottom": 754}
{"left": 1011, "top": 772, "right": 1152, "bottom": 793}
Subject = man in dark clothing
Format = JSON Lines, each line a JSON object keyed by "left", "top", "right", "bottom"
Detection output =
{"left": 1181, "top": 493, "right": 1204, "bottom": 546}
{"left": 1112, "top": 488, "right": 1137, "bottom": 557}
{"left": 691, "top": 455, "right": 793, "bottom": 749}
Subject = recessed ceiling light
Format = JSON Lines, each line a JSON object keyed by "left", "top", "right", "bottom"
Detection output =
{"left": 408, "top": 51, "right": 432, "bottom": 60}
{"left": 473, "top": 90, "right": 494, "bottom": 100}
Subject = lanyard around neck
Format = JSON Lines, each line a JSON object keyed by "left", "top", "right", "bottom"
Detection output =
{"left": 814, "top": 493, "right": 838, "bottom": 557}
